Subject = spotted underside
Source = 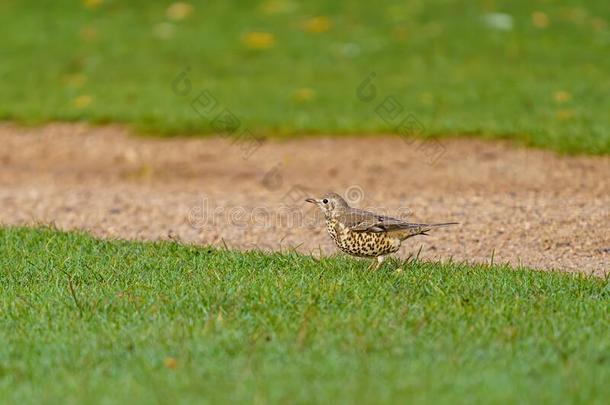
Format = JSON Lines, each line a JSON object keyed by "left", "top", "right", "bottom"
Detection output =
{"left": 325, "top": 218, "right": 402, "bottom": 258}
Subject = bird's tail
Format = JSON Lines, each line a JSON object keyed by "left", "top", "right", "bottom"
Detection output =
{"left": 428, "top": 222, "right": 459, "bottom": 228}
{"left": 396, "top": 222, "right": 458, "bottom": 239}
{"left": 420, "top": 222, "right": 458, "bottom": 235}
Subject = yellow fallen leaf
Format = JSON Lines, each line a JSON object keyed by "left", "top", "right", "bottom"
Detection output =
{"left": 532, "top": 11, "right": 550, "bottom": 28}
{"left": 260, "top": 0, "right": 295, "bottom": 15}
{"left": 166, "top": 2, "right": 194, "bottom": 21}
{"left": 591, "top": 18, "right": 607, "bottom": 32}
{"left": 301, "top": 16, "right": 332, "bottom": 33}
{"left": 80, "top": 26, "right": 98, "bottom": 41}
{"left": 63, "top": 74, "right": 87, "bottom": 87}
{"left": 242, "top": 31, "right": 276, "bottom": 50}
{"left": 553, "top": 90, "right": 571, "bottom": 103}
{"left": 164, "top": 357, "right": 178, "bottom": 369}
{"left": 83, "top": 0, "right": 103, "bottom": 9}
{"left": 291, "top": 88, "right": 316, "bottom": 103}
{"left": 556, "top": 109, "right": 574, "bottom": 120}
{"left": 392, "top": 26, "right": 409, "bottom": 41}
{"left": 74, "top": 95, "right": 93, "bottom": 109}
{"left": 560, "top": 7, "right": 587, "bottom": 23}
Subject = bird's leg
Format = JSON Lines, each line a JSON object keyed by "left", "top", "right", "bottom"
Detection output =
{"left": 371, "top": 255, "right": 385, "bottom": 271}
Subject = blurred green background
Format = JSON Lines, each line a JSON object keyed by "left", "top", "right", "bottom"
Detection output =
{"left": 0, "top": 0, "right": 608, "bottom": 153}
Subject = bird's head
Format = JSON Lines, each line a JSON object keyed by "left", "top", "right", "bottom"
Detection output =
{"left": 305, "top": 192, "right": 350, "bottom": 217}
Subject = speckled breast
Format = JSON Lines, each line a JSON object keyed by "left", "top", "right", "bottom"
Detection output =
{"left": 325, "top": 218, "right": 401, "bottom": 257}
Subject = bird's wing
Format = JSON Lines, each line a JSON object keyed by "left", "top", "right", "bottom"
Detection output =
{"left": 341, "top": 208, "right": 425, "bottom": 233}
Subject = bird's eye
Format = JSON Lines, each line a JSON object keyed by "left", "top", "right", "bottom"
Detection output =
{"left": 322, "top": 199, "right": 329, "bottom": 204}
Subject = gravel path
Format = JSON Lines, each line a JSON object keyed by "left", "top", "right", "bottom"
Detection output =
{"left": 1, "top": 123, "right": 608, "bottom": 275}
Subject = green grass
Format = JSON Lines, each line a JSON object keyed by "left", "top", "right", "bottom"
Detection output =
{"left": 0, "top": 0, "right": 609, "bottom": 153}
{"left": 1, "top": 227, "right": 608, "bottom": 404}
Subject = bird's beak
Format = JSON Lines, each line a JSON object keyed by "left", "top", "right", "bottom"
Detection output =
{"left": 305, "top": 198, "right": 317, "bottom": 204}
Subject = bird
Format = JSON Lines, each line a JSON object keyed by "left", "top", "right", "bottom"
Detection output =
{"left": 305, "top": 192, "right": 458, "bottom": 270}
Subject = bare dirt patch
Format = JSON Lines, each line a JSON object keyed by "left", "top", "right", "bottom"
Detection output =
{"left": 1, "top": 123, "right": 608, "bottom": 275}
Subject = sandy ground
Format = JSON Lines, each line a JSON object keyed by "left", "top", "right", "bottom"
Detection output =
{"left": 0, "top": 123, "right": 608, "bottom": 275}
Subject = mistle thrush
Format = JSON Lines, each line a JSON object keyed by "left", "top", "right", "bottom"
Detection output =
{"left": 306, "top": 192, "right": 458, "bottom": 270}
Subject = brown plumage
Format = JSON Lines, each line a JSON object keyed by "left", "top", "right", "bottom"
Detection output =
{"left": 305, "top": 192, "right": 458, "bottom": 270}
